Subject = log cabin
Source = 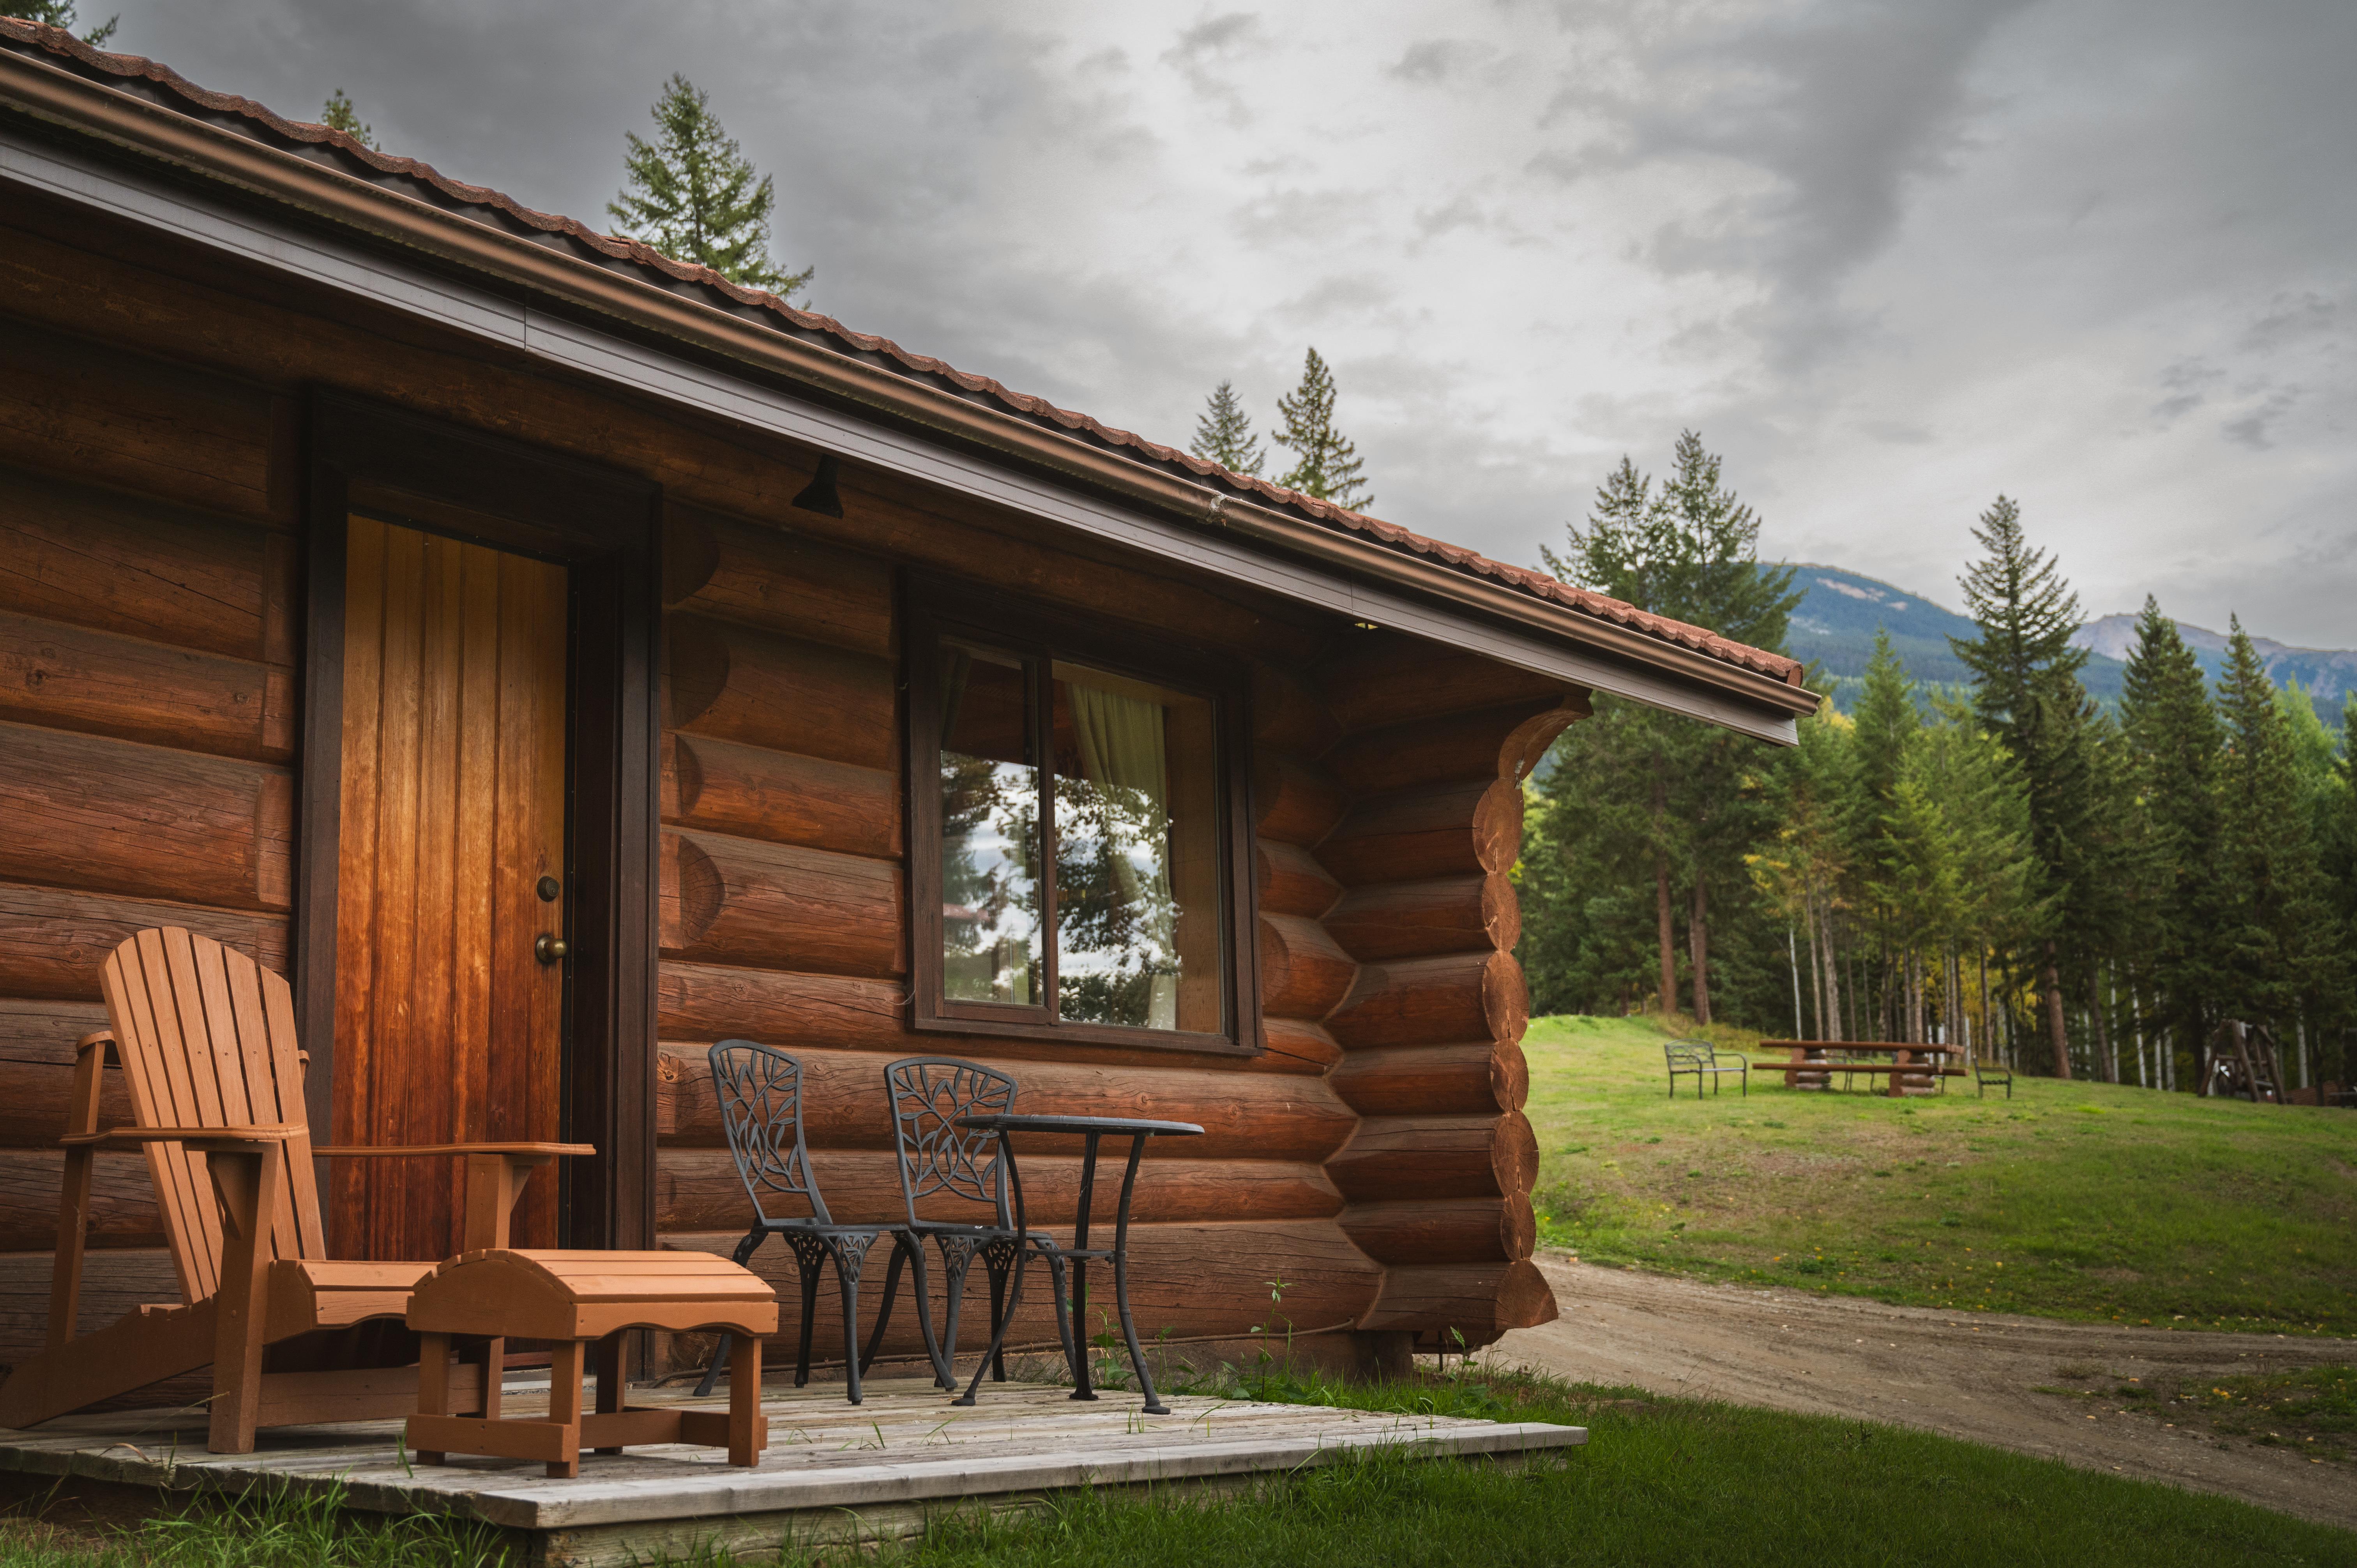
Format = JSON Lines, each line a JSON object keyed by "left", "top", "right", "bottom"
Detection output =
{"left": 0, "top": 20, "right": 1814, "bottom": 1392}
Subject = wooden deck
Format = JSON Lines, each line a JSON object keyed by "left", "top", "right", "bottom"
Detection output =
{"left": 0, "top": 1376, "right": 1587, "bottom": 1565}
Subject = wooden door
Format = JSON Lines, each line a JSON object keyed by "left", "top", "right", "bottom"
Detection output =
{"left": 332, "top": 515, "right": 569, "bottom": 1261}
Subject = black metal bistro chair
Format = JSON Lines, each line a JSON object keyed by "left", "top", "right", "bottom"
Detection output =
{"left": 693, "top": 1040, "right": 913, "bottom": 1405}
{"left": 856, "top": 1056, "right": 1073, "bottom": 1394}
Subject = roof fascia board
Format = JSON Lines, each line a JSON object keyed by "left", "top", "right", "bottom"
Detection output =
{"left": 0, "top": 109, "right": 1802, "bottom": 744}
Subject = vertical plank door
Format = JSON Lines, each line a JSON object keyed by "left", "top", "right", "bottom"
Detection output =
{"left": 334, "top": 515, "right": 569, "bottom": 1261}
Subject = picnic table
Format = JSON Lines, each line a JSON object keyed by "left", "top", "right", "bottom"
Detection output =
{"left": 1756, "top": 1041, "right": 1966, "bottom": 1098}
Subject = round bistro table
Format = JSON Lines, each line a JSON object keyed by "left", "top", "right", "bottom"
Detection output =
{"left": 953, "top": 1113, "right": 1203, "bottom": 1414}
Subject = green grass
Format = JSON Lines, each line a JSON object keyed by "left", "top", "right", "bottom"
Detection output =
{"left": 8, "top": 1371, "right": 2350, "bottom": 1567}
{"left": 1524, "top": 1014, "right": 2357, "bottom": 1334}
{"left": 2038, "top": 1360, "right": 2357, "bottom": 1465}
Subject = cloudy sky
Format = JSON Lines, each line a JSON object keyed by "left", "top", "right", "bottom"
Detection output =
{"left": 90, "top": 0, "right": 2356, "bottom": 647}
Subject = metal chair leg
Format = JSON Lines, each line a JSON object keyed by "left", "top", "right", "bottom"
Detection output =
{"left": 696, "top": 1228, "right": 767, "bottom": 1398}
{"left": 793, "top": 1255, "right": 822, "bottom": 1388}
{"left": 834, "top": 1234, "right": 878, "bottom": 1406}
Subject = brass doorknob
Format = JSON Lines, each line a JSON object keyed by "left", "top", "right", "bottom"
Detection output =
{"left": 535, "top": 934, "right": 569, "bottom": 966}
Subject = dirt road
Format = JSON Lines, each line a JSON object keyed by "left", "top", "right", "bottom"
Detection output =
{"left": 1496, "top": 1254, "right": 2356, "bottom": 1532}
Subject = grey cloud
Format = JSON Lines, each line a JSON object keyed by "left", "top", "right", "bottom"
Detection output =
{"left": 1388, "top": 38, "right": 1491, "bottom": 82}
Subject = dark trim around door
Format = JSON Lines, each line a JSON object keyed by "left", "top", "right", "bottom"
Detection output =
{"left": 297, "top": 392, "right": 663, "bottom": 1252}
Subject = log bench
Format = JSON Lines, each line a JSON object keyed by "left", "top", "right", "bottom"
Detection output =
{"left": 406, "top": 1250, "right": 778, "bottom": 1478}
{"left": 1756, "top": 1042, "right": 1965, "bottom": 1098}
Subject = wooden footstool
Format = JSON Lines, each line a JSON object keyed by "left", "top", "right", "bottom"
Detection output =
{"left": 405, "top": 1250, "right": 778, "bottom": 1477}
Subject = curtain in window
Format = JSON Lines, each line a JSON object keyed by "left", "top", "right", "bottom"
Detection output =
{"left": 1066, "top": 680, "right": 1178, "bottom": 1029}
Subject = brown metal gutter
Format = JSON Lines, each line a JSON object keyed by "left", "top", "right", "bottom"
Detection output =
{"left": 0, "top": 43, "right": 1816, "bottom": 724}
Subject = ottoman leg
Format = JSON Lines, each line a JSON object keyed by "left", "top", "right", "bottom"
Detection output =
{"left": 414, "top": 1332, "right": 451, "bottom": 1466}
{"left": 546, "top": 1339, "right": 584, "bottom": 1480}
{"left": 728, "top": 1332, "right": 763, "bottom": 1467}
{"left": 592, "top": 1332, "right": 625, "bottom": 1455}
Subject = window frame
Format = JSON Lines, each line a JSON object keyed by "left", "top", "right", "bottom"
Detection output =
{"left": 905, "top": 575, "right": 1260, "bottom": 1057}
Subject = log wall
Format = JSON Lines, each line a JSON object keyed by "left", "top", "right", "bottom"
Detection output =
{"left": 0, "top": 193, "right": 1582, "bottom": 1374}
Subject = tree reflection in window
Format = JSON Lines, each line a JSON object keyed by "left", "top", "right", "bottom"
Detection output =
{"left": 937, "top": 642, "right": 1041, "bottom": 1005}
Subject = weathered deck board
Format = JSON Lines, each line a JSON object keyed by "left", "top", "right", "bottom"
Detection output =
{"left": 0, "top": 1376, "right": 1584, "bottom": 1563}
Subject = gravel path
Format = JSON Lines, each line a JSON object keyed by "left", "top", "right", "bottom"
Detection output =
{"left": 1496, "top": 1254, "right": 2356, "bottom": 1532}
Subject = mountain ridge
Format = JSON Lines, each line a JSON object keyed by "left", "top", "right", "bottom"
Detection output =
{"left": 1777, "top": 563, "right": 2352, "bottom": 718}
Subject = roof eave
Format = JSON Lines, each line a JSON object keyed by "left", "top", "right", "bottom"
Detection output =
{"left": 0, "top": 39, "right": 1816, "bottom": 729}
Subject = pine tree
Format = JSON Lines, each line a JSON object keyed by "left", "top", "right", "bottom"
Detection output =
{"left": 608, "top": 74, "right": 811, "bottom": 299}
{"left": 1188, "top": 381, "right": 1264, "bottom": 476}
{"left": 2213, "top": 618, "right": 2336, "bottom": 1033}
{"left": 0, "top": 1, "right": 115, "bottom": 44}
{"left": 321, "top": 89, "right": 375, "bottom": 150}
{"left": 1951, "top": 495, "right": 2095, "bottom": 1077}
{"left": 1271, "top": 349, "right": 1371, "bottom": 510}
{"left": 2119, "top": 597, "right": 2223, "bottom": 1081}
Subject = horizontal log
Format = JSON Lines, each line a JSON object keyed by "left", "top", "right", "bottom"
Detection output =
{"left": 0, "top": 321, "right": 286, "bottom": 527}
{"left": 1357, "top": 1259, "right": 1557, "bottom": 1339}
{"left": 0, "top": 1149, "right": 163, "bottom": 1251}
{"left": 1323, "top": 699, "right": 1585, "bottom": 796}
{"left": 1315, "top": 778, "right": 1521, "bottom": 886}
{"left": 659, "top": 962, "right": 906, "bottom": 1054}
{"left": 663, "top": 1217, "right": 1383, "bottom": 1361}
{"left": 666, "top": 614, "right": 897, "bottom": 772}
{"left": 1249, "top": 664, "right": 1341, "bottom": 759}
{"left": 661, "top": 829, "right": 905, "bottom": 979}
{"left": 1253, "top": 841, "right": 1340, "bottom": 921}
{"left": 0, "top": 1245, "right": 181, "bottom": 1362}
{"left": 1251, "top": 753, "right": 1347, "bottom": 848}
{"left": 1325, "top": 874, "right": 1518, "bottom": 964}
{"left": 1329, "top": 1041, "right": 1528, "bottom": 1118}
{"left": 0, "top": 722, "right": 290, "bottom": 912}
{"left": 0, "top": 212, "right": 1326, "bottom": 671}
{"left": 0, "top": 466, "right": 272, "bottom": 661}
{"left": 0, "top": 1058, "right": 133, "bottom": 1150}
{"left": 0, "top": 610, "right": 290, "bottom": 762}
{"left": 1319, "top": 635, "right": 1581, "bottom": 735}
{"left": 1327, "top": 950, "right": 1528, "bottom": 1052}
{"left": 1326, "top": 1112, "right": 1539, "bottom": 1202}
{"left": 662, "top": 505, "right": 894, "bottom": 658}
{"left": 0, "top": 881, "right": 287, "bottom": 1001}
{"left": 1256, "top": 915, "right": 1356, "bottom": 1022}
{"left": 656, "top": 1045, "right": 1358, "bottom": 1163}
{"left": 1339, "top": 1195, "right": 1535, "bottom": 1265}
{"left": 1260, "top": 1017, "right": 1344, "bottom": 1074}
{"left": 664, "top": 733, "right": 899, "bottom": 860}
{"left": 0, "top": 998, "right": 107, "bottom": 1063}
{"left": 657, "top": 1150, "right": 1342, "bottom": 1233}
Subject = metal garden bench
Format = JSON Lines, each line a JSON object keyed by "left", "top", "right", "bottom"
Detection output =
{"left": 1664, "top": 1040, "right": 1747, "bottom": 1098}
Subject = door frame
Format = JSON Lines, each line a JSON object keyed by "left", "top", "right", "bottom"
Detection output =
{"left": 295, "top": 392, "right": 662, "bottom": 1252}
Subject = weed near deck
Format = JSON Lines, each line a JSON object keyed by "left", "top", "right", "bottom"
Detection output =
{"left": 1524, "top": 1014, "right": 2357, "bottom": 1333}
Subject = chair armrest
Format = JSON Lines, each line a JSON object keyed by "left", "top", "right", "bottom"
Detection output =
{"left": 313, "top": 1141, "right": 596, "bottom": 1158}
{"left": 62, "top": 1124, "right": 303, "bottom": 1148}
{"left": 1724, "top": 1050, "right": 1748, "bottom": 1066}
{"left": 74, "top": 1029, "right": 114, "bottom": 1058}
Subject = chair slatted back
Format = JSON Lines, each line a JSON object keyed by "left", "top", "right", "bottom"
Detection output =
{"left": 96, "top": 928, "right": 326, "bottom": 1303}
{"left": 884, "top": 1056, "right": 1016, "bottom": 1228}
{"left": 710, "top": 1040, "right": 832, "bottom": 1227}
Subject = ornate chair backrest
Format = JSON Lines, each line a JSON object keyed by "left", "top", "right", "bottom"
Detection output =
{"left": 883, "top": 1056, "right": 1016, "bottom": 1229}
{"left": 709, "top": 1040, "right": 831, "bottom": 1227}
{"left": 96, "top": 928, "right": 326, "bottom": 1304}
{"left": 1665, "top": 1042, "right": 1710, "bottom": 1070}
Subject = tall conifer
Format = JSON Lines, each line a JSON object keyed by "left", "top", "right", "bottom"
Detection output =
{"left": 2214, "top": 619, "right": 2335, "bottom": 1033}
{"left": 609, "top": 75, "right": 811, "bottom": 298}
{"left": 1188, "top": 381, "right": 1265, "bottom": 476}
{"left": 1271, "top": 349, "right": 1372, "bottom": 510}
{"left": 1951, "top": 496, "right": 2094, "bottom": 1076}
{"left": 2119, "top": 597, "right": 2223, "bottom": 1078}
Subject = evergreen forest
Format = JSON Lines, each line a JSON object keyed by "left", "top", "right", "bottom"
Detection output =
{"left": 1519, "top": 436, "right": 2357, "bottom": 1095}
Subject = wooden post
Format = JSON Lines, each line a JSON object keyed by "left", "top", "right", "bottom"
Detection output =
{"left": 546, "top": 1338, "right": 584, "bottom": 1479}
{"left": 46, "top": 1031, "right": 111, "bottom": 1353}
{"left": 202, "top": 1142, "right": 283, "bottom": 1455}
{"left": 593, "top": 1332, "right": 626, "bottom": 1455}
{"left": 415, "top": 1332, "right": 451, "bottom": 1466}
{"left": 727, "top": 1331, "right": 763, "bottom": 1468}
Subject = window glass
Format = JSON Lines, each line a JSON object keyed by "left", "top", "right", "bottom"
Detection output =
{"left": 1049, "top": 661, "right": 1224, "bottom": 1033}
{"left": 937, "top": 642, "right": 1042, "bottom": 1006}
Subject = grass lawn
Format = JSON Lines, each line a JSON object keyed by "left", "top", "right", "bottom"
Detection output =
{"left": 5, "top": 1369, "right": 2350, "bottom": 1567}
{"left": 1523, "top": 1014, "right": 2357, "bottom": 1334}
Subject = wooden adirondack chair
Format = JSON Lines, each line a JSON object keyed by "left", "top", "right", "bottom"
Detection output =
{"left": 0, "top": 927, "right": 592, "bottom": 1453}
